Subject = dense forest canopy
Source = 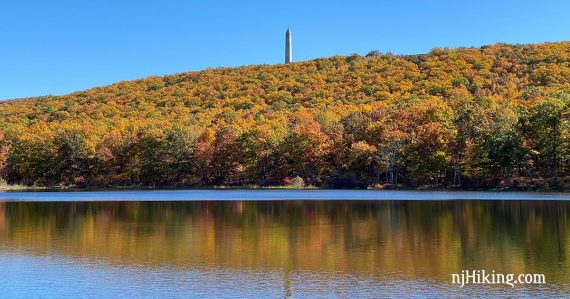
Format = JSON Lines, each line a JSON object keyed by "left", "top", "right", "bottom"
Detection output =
{"left": 1, "top": 42, "right": 570, "bottom": 189}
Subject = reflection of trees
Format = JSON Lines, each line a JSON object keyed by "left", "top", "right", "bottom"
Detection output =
{"left": 0, "top": 202, "right": 5, "bottom": 234}
{"left": 0, "top": 200, "right": 569, "bottom": 284}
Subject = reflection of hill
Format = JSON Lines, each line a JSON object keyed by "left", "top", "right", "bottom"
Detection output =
{"left": 0, "top": 200, "right": 569, "bottom": 285}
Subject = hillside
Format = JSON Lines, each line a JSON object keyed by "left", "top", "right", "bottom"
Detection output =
{"left": 1, "top": 42, "right": 570, "bottom": 189}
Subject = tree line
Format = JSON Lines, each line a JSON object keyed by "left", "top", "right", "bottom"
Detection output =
{"left": 1, "top": 42, "right": 570, "bottom": 189}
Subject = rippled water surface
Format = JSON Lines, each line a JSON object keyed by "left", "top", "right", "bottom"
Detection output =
{"left": 0, "top": 191, "right": 569, "bottom": 297}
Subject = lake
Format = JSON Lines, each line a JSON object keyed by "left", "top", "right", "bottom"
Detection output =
{"left": 0, "top": 190, "right": 569, "bottom": 297}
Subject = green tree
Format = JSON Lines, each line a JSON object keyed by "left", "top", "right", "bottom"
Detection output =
{"left": 527, "top": 95, "right": 569, "bottom": 182}
{"left": 54, "top": 130, "right": 92, "bottom": 185}
{"left": 163, "top": 127, "right": 200, "bottom": 184}
{"left": 135, "top": 130, "right": 168, "bottom": 185}
{"left": 484, "top": 126, "right": 525, "bottom": 178}
{"left": 7, "top": 138, "right": 57, "bottom": 185}
{"left": 450, "top": 97, "right": 492, "bottom": 186}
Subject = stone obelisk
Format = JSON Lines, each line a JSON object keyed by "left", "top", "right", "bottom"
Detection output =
{"left": 285, "top": 29, "right": 292, "bottom": 63}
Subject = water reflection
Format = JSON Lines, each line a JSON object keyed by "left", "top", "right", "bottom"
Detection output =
{"left": 0, "top": 200, "right": 569, "bottom": 296}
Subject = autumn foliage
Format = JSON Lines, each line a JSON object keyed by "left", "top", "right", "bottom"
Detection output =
{"left": 2, "top": 42, "right": 570, "bottom": 189}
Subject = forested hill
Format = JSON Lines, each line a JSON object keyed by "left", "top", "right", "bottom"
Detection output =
{"left": 1, "top": 41, "right": 570, "bottom": 189}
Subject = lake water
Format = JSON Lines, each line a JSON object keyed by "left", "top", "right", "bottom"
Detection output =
{"left": 0, "top": 190, "right": 569, "bottom": 297}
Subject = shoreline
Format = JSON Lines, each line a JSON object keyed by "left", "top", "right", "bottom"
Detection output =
{"left": 1, "top": 184, "right": 569, "bottom": 193}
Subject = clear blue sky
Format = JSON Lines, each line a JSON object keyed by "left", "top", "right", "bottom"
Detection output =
{"left": 1, "top": 0, "right": 569, "bottom": 100}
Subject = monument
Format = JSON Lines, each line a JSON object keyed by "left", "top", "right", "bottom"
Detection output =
{"left": 285, "top": 29, "right": 292, "bottom": 63}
